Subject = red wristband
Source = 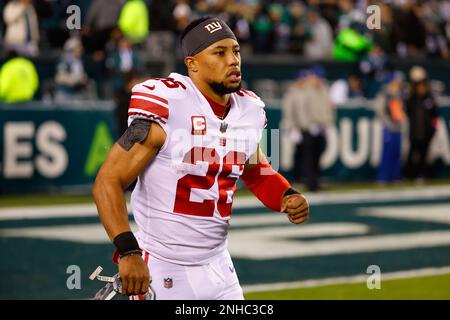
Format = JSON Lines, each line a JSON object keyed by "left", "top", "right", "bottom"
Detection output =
{"left": 241, "top": 162, "right": 291, "bottom": 211}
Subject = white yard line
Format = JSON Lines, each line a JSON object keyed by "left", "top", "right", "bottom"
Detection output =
{"left": 229, "top": 230, "right": 450, "bottom": 259}
{"left": 359, "top": 204, "right": 450, "bottom": 224}
{"left": 0, "top": 203, "right": 131, "bottom": 221}
{"left": 234, "top": 185, "right": 450, "bottom": 208}
{"left": 242, "top": 266, "right": 450, "bottom": 293}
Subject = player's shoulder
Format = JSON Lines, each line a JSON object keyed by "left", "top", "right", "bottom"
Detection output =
{"left": 131, "top": 73, "right": 189, "bottom": 102}
{"left": 233, "top": 88, "right": 265, "bottom": 109}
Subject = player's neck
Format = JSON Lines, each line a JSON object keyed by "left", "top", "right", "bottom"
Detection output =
{"left": 206, "top": 92, "right": 230, "bottom": 105}
{"left": 192, "top": 78, "right": 230, "bottom": 105}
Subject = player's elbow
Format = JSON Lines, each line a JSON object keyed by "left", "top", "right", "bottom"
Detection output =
{"left": 92, "top": 170, "right": 125, "bottom": 201}
{"left": 92, "top": 173, "right": 104, "bottom": 202}
{"left": 92, "top": 171, "right": 113, "bottom": 201}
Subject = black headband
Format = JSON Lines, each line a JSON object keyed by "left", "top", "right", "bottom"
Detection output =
{"left": 181, "top": 18, "right": 237, "bottom": 57}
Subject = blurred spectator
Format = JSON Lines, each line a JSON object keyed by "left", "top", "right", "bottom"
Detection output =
{"left": 404, "top": 66, "right": 440, "bottom": 181}
{"left": 173, "top": 0, "right": 192, "bottom": 33}
{"left": 54, "top": 37, "right": 89, "bottom": 102}
{"left": 374, "top": 71, "right": 406, "bottom": 183}
{"left": 0, "top": 50, "right": 39, "bottom": 103}
{"left": 3, "top": 0, "right": 40, "bottom": 57}
{"left": 149, "top": 0, "right": 176, "bottom": 31}
{"left": 106, "top": 35, "right": 141, "bottom": 135}
{"left": 227, "top": 4, "right": 252, "bottom": 53}
{"left": 37, "top": 0, "right": 71, "bottom": 49}
{"left": 118, "top": 0, "right": 149, "bottom": 45}
{"left": 304, "top": 8, "right": 333, "bottom": 60}
{"left": 83, "top": 0, "right": 125, "bottom": 53}
{"left": 251, "top": 4, "right": 275, "bottom": 53}
{"left": 329, "top": 73, "right": 364, "bottom": 104}
{"left": 282, "top": 66, "right": 334, "bottom": 191}
{"left": 370, "top": 2, "right": 395, "bottom": 54}
{"left": 423, "top": 18, "right": 450, "bottom": 59}
{"left": 282, "top": 69, "right": 309, "bottom": 182}
{"left": 288, "top": 1, "right": 308, "bottom": 54}
{"left": 336, "top": 0, "right": 365, "bottom": 32}
{"left": 360, "top": 44, "right": 392, "bottom": 98}
{"left": 82, "top": 0, "right": 127, "bottom": 99}
{"left": 392, "top": 1, "right": 426, "bottom": 58}
{"left": 332, "top": 22, "right": 372, "bottom": 62}
{"left": 268, "top": 3, "right": 291, "bottom": 53}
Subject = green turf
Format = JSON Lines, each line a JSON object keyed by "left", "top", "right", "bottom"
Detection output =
{"left": 1, "top": 179, "right": 450, "bottom": 207}
{"left": 0, "top": 194, "right": 96, "bottom": 207}
{"left": 244, "top": 273, "right": 450, "bottom": 300}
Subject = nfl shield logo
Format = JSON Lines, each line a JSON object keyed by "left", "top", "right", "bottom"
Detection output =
{"left": 164, "top": 277, "right": 173, "bottom": 289}
{"left": 220, "top": 122, "right": 228, "bottom": 133}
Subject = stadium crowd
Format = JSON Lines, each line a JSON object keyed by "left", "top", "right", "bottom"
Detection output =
{"left": 1, "top": 0, "right": 450, "bottom": 102}
{"left": 1, "top": 0, "right": 450, "bottom": 58}
{"left": 0, "top": 0, "right": 447, "bottom": 187}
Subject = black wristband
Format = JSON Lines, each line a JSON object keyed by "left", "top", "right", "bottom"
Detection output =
{"left": 283, "top": 188, "right": 301, "bottom": 197}
{"left": 113, "top": 231, "right": 141, "bottom": 257}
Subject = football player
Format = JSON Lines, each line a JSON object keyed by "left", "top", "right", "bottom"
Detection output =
{"left": 93, "top": 16, "right": 309, "bottom": 300}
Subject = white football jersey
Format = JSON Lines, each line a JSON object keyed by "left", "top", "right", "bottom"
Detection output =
{"left": 128, "top": 72, "right": 266, "bottom": 265}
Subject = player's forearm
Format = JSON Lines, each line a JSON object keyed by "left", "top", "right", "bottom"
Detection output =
{"left": 92, "top": 175, "right": 131, "bottom": 242}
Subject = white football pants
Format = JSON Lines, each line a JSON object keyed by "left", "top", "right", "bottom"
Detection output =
{"left": 131, "top": 249, "right": 244, "bottom": 300}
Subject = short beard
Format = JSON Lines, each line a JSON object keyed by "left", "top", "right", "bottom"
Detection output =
{"left": 208, "top": 81, "right": 242, "bottom": 95}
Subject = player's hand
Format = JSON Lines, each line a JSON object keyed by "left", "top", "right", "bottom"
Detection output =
{"left": 118, "top": 254, "right": 150, "bottom": 295}
{"left": 280, "top": 193, "right": 309, "bottom": 224}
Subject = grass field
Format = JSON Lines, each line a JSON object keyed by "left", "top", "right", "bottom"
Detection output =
{"left": 2, "top": 178, "right": 450, "bottom": 207}
{"left": 245, "top": 273, "right": 450, "bottom": 300}
{"left": 1, "top": 183, "right": 450, "bottom": 299}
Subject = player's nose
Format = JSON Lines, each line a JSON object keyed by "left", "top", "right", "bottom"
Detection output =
{"left": 227, "top": 51, "right": 240, "bottom": 66}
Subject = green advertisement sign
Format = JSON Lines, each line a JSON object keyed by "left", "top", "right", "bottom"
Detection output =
{"left": 0, "top": 101, "right": 117, "bottom": 193}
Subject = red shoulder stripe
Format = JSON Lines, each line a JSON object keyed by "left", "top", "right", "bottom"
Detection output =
{"left": 132, "top": 91, "right": 168, "bottom": 105}
{"left": 128, "top": 112, "right": 167, "bottom": 124}
{"left": 129, "top": 98, "right": 169, "bottom": 119}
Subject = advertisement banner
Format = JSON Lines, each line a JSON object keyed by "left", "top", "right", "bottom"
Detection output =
{"left": 1, "top": 100, "right": 450, "bottom": 194}
{"left": 271, "top": 101, "right": 450, "bottom": 181}
{"left": 0, "top": 102, "right": 117, "bottom": 193}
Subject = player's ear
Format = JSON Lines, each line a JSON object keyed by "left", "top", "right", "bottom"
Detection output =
{"left": 184, "top": 56, "right": 199, "bottom": 73}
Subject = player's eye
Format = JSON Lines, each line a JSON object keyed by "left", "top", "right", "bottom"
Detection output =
{"left": 233, "top": 49, "right": 240, "bottom": 54}
{"left": 215, "top": 51, "right": 225, "bottom": 56}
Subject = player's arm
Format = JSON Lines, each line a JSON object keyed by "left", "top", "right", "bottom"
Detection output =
{"left": 92, "top": 120, "right": 166, "bottom": 295}
{"left": 241, "top": 146, "right": 309, "bottom": 224}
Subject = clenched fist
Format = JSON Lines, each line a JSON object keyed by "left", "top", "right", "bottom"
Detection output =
{"left": 118, "top": 254, "right": 150, "bottom": 295}
{"left": 280, "top": 193, "right": 309, "bottom": 224}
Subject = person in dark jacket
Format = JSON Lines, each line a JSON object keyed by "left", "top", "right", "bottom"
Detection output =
{"left": 404, "top": 66, "right": 439, "bottom": 181}
{"left": 106, "top": 34, "right": 141, "bottom": 135}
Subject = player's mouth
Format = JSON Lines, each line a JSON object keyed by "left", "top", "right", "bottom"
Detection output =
{"left": 227, "top": 70, "right": 241, "bottom": 82}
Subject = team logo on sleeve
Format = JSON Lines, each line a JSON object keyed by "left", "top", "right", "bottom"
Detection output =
{"left": 191, "top": 116, "right": 207, "bottom": 135}
{"left": 164, "top": 278, "right": 173, "bottom": 289}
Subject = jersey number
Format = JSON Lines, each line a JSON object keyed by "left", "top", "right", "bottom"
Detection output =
{"left": 173, "top": 147, "right": 245, "bottom": 218}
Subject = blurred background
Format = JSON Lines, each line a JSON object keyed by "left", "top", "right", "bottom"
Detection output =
{"left": 1, "top": 0, "right": 450, "bottom": 299}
